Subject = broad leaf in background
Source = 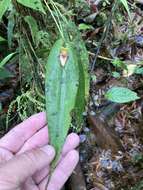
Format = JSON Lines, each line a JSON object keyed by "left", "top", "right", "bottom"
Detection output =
{"left": 36, "top": 31, "right": 51, "bottom": 48}
{"left": 112, "top": 58, "right": 127, "bottom": 70}
{"left": 74, "top": 37, "right": 89, "bottom": 128}
{"left": 0, "top": 36, "right": 6, "bottom": 42}
{"left": 134, "top": 67, "right": 143, "bottom": 75}
{"left": 7, "top": 7, "right": 15, "bottom": 48}
{"left": 8, "top": 19, "right": 15, "bottom": 48}
{"left": 0, "top": 67, "right": 13, "bottom": 79}
{"left": 78, "top": 23, "right": 94, "bottom": 31}
{"left": 19, "top": 53, "right": 33, "bottom": 84}
{"left": 0, "top": 103, "right": 2, "bottom": 112}
{"left": 112, "top": 71, "right": 120, "bottom": 78}
{"left": 105, "top": 86, "right": 139, "bottom": 103}
{"left": 17, "top": 0, "right": 45, "bottom": 14}
{"left": 45, "top": 39, "right": 79, "bottom": 167}
{"left": 0, "top": 52, "right": 16, "bottom": 68}
{"left": 66, "top": 22, "right": 90, "bottom": 130}
{"left": 24, "top": 16, "right": 39, "bottom": 45}
{"left": 119, "top": 0, "right": 131, "bottom": 19}
{"left": 0, "top": 0, "right": 11, "bottom": 20}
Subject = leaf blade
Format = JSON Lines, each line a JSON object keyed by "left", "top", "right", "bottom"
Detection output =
{"left": 7, "top": 8, "right": 15, "bottom": 48}
{"left": 0, "top": 67, "right": 14, "bottom": 79}
{"left": 24, "top": 15, "right": 39, "bottom": 44}
{"left": 0, "top": 36, "right": 6, "bottom": 42}
{"left": 0, "top": 0, "right": 11, "bottom": 21}
{"left": 119, "top": 0, "right": 131, "bottom": 19}
{"left": 16, "top": 0, "right": 45, "bottom": 14}
{"left": 105, "top": 86, "right": 139, "bottom": 103}
{"left": 0, "top": 52, "right": 16, "bottom": 68}
{"left": 70, "top": 22, "right": 90, "bottom": 130}
{"left": 45, "top": 39, "right": 79, "bottom": 165}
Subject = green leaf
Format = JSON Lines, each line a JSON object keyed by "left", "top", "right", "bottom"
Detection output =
{"left": 119, "top": 0, "right": 131, "bottom": 19}
{"left": 112, "top": 58, "right": 127, "bottom": 70}
{"left": 132, "top": 153, "right": 143, "bottom": 164}
{"left": 134, "top": 67, "right": 143, "bottom": 75}
{"left": 105, "top": 86, "right": 139, "bottom": 103}
{"left": 91, "top": 74, "right": 97, "bottom": 82}
{"left": 0, "top": 67, "right": 14, "bottom": 79}
{"left": 74, "top": 38, "right": 89, "bottom": 129}
{"left": 19, "top": 53, "right": 33, "bottom": 84}
{"left": 36, "top": 31, "right": 51, "bottom": 48}
{"left": 7, "top": 8, "right": 15, "bottom": 48}
{"left": 65, "top": 22, "right": 90, "bottom": 130}
{"left": 78, "top": 23, "right": 93, "bottom": 31}
{"left": 0, "top": 0, "right": 11, "bottom": 21}
{"left": 0, "top": 102, "right": 2, "bottom": 112}
{"left": 24, "top": 16, "right": 38, "bottom": 44}
{"left": 0, "top": 52, "right": 16, "bottom": 68}
{"left": 0, "top": 36, "right": 6, "bottom": 42}
{"left": 16, "top": 0, "right": 45, "bottom": 14}
{"left": 112, "top": 71, "right": 120, "bottom": 78}
{"left": 45, "top": 39, "right": 79, "bottom": 167}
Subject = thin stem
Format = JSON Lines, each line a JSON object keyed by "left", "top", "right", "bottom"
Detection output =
{"left": 44, "top": 0, "right": 64, "bottom": 39}
{"left": 50, "top": 1, "right": 64, "bottom": 38}
{"left": 90, "top": 1, "right": 118, "bottom": 73}
{"left": 51, "top": 0, "right": 68, "bottom": 25}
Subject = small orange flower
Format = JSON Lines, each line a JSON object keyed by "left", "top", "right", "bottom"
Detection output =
{"left": 59, "top": 47, "right": 68, "bottom": 67}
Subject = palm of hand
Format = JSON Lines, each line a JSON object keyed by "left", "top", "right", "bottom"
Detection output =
{"left": 0, "top": 112, "right": 79, "bottom": 190}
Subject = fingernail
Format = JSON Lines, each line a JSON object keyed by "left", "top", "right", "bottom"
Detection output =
{"left": 40, "top": 145, "right": 55, "bottom": 158}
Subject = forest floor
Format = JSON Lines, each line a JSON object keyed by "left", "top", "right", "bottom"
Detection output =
{"left": 0, "top": 0, "right": 143, "bottom": 189}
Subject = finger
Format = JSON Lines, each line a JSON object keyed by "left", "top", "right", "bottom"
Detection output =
{"left": 0, "top": 148, "right": 13, "bottom": 164}
{"left": 0, "top": 145, "right": 55, "bottom": 189}
{"left": 19, "top": 132, "right": 79, "bottom": 156}
{"left": 18, "top": 126, "right": 48, "bottom": 154}
{"left": 22, "top": 178, "right": 39, "bottom": 190}
{"left": 39, "top": 150, "right": 79, "bottom": 190}
{"left": 33, "top": 133, "right": 79, "bottom": 184}
{"left": 33, "top": 167, "right": 50, "bottom": 185}
{"left": 0, "top": 150, "right": 38, "bottom": 190}
{"left": 0, "top": 112, "right": 46, "bottom": 153}
{"left": 62, "top": 133, "right": 80, "bottom": 156}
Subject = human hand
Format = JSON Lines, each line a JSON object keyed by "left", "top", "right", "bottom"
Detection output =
{"left": 0, "top": 112, "right": 79, "bottom": 190}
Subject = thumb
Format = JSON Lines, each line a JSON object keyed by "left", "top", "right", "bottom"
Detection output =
{"left": 0, "top": 145, "right": 55, "bottom": 189}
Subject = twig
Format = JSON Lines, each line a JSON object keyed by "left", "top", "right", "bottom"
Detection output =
{"left": 90, "top": 1, "right": 118, "bottom": 73}
{"left": 88, "top": 51, "right": 113, "bottom": 61}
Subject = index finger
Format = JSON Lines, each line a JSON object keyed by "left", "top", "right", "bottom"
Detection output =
{"left": 0, "top": 112, "right": 46, "bottom": 153}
